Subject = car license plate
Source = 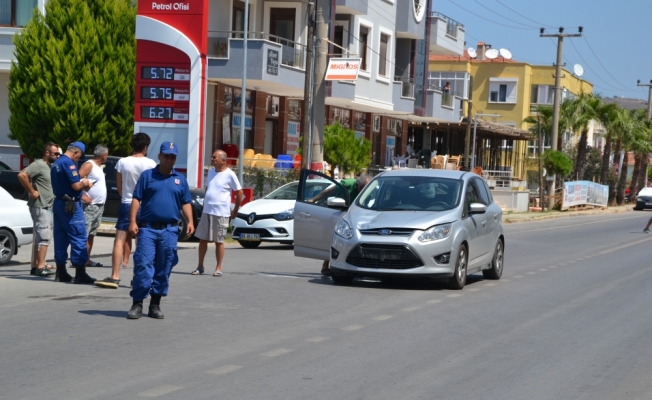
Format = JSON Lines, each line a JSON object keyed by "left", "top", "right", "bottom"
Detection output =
{"left": 362, "top": 249, "right": 402, "bottom": 260}
{"left": 240, "top": 233, "right": 260, "bottom": 241}
{"left": 646, "top": 202, "right": 652, "bottom": 206}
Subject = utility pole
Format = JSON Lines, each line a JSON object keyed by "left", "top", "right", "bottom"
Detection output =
{"left": 637, "top": 79, "right": 652, "bottom": 188}
{"left": 538, "top": 114, "right": 544, "bottom": 211}
{"left": 300, "top": 1, "right": 314, "bottom": 169}
{"left": 237, "top": 0, "right": 250, "bottom": 183}
{"left": 463, "top": 75, "right": 473, "bottom": 169}
{"left": 309, "top": 0, "right": 329, "bottom": 171}
{"left": 539, "top": 26, "right": 582, "bottom": 208}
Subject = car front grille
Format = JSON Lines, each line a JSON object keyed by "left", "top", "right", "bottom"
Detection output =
{"left": 358, "top": 228, "right": 415, "bottom": 236}
{"left": 345, "top": 243, "right": 423, "bottom": 269}
{"left": 236, "top": 213, "right": 275, "bottom": 225}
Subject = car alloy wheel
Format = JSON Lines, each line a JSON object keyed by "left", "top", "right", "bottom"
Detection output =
{"left": 483, "top": 239, "right": 503, "bottom": 280}
{"left": 449, "top": 244, "right": 467, "bottom": 290}
{"left": 0, "top": 229, "right": 16, "bottom": 265}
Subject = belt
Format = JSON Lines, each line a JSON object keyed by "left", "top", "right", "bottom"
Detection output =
{"left": 55, "top": 196, "right": 80, "bottom": 201}
{"left": 138, "top": 221, "right": 177, "bottom": 230}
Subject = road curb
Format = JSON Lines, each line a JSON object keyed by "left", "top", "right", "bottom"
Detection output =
{"left": 504, "top": 206, "right": 635, "bottom": 223}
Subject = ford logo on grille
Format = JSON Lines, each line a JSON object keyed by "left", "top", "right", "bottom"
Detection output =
{"left": 247, "top": 213, "right": 256, "bottom": 225}
{"left": 378, "top": 229, "right": 392, "bottom": 235}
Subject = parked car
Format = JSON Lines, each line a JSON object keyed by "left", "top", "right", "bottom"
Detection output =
{"left": 0, "top": 162, "right": 27, "bottom": 200}
{"left": 87, "top": 156, "right": 204, "bottom": 241}
{"left": 231, "top": 179, "right": 333, "bottom": 248}
{"left": 634, "top": 187, "right": 652, "bottom": 210}
{"left": 0, "top": 186, "right": 33, "bottom": 264}
{"left": 293, "top": 169, "right": 505, "bottom": 289}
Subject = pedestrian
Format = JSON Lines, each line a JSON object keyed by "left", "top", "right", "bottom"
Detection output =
{"left": 308, "top": 174, "right": 371, "bottom": 276}
{"left": 191, "top": 149, "right": 243, "bottom": 277}
{"left": 126, "top": 141, "right": 194, "bottom": 319}
{"left": 50, "top": 141, "right": 95, "bottom": 283}
{"left": 96, "top": 133, "right": 156, "bottom": 289}
{"left": 79, "top": 144, "right": 108, "bottom": 268}
{"left": 17, "top": 142, "right": 60, "bottom": 276}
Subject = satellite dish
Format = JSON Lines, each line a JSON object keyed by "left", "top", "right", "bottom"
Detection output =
{"left": 499, "top": 48, "right": 512, "bottom": 59}
{"left": 485, "top": 48, "right": 499, "bottom": 59}
{"left": 573, "top": 64, "right": 584, "bottom": 77}
{"left": 467, "top": 47, "right": 477, "bottom": 58}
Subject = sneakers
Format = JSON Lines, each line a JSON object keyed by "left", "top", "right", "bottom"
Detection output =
{"left": 94, "top": 277, "right": 120, "bottom": 289}
{"left": 148, "top": 304, "right": 164, "bottom": 319}
{"left": 127, "top": 303, "right": 143, "bottom": 319}
{"left": 32, "top": 267, "right": 54, "bottom": 277}
{"left": 645, "top": 229, "right": 650, "bottom": 234}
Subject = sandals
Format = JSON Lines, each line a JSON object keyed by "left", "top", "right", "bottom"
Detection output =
{"left": 191, "top": 268, "right": 204, "bottom": 275}
{"left": 213, "top": 271, "right": 222, "bottom": 277}
{"left": 86, "top": 261, "right": 104, "bottom": 268}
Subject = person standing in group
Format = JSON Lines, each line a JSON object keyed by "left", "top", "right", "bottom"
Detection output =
{"left": 96, "top": 133, "right": 156, "bottom": 289}
{"left": 126, "top": 141, "right": 193, "bottom": 319}
{"left": 79, "top": 145, "right": 108, "bottom": 269}
{"left": 191, "top": 149, "right": 242, "bottom": 277}
{"left": 50, "top": 141, "right": 95, "bottom": 283}
{"left": 17, "top": 142, "right": 60, "bottom": 276}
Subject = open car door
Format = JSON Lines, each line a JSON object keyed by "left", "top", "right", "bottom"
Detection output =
{"left": 293, "top": 169, "right": 350, "bottom": 261}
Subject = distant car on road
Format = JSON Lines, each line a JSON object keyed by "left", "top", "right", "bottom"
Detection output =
{"left": 634, "top": 187, "right": 652, "bottom": 210}
{"left": 231, "top": 179, "right": 333, "bottom": 248}
{"left": 293, "top": 169, "right": 505, "bottom": 289}
{"left": 0, "top": 186, "right": 33, "bottom": 264}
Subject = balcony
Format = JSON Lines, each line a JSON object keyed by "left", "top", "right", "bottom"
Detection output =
{"left": 426, "top": 86, "right": 463, "bottom": 123}
{"left": 393, "top": 77, "right": 415, "bottom": 113}
{"left": 429, "top": 11, "right": 465, "bottom": 56}
{"left": 395, "top": 0, "right": 427, "bottom": 39}
{"left": 335, "top": 0, "right": 367, "bottom": 15}
{"left": 206, "top": 31, "right": 307, "bottom": 93}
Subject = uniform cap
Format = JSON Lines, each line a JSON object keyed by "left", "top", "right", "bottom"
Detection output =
{"left": 71, "top": 141, "right": 86, "bottom": 154}
{"left": 160, "top": 141, "right": 178, "bottom": 156}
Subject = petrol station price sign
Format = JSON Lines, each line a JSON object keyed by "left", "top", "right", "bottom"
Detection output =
{"left": 141, "top": 66, "right": 190, "bottom": 81}
{"left": 140, "top": 86, "right": 190, "bottom": 101}
{"left": 140, "top": 106, "right": 189, "bottom": 121}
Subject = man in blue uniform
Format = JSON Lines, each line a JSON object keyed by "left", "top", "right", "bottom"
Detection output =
{"left": 50, "top": 141, "right": 96, "bottom": 283}
{"left": 127, "top": 141, "right": 194, "bottom": 319}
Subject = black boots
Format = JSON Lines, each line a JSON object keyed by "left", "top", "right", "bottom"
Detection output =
{"left": 148, "top": 294, "right": 164, "bottom": 319}
{"left": 73, "top": 266, "right": 96, "bottom": 285}
{"left": 127, "top": 302, "right": 143, "bottom": 319}
{"left": 54, "top": 263, "right": 72, "bottom": 283}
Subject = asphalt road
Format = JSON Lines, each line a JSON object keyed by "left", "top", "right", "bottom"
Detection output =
{"left": 2, "top": 212, "right": 652, "bottom": 399}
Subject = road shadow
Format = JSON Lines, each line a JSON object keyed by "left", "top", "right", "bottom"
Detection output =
{"left": 78, "top": 310, "right": 126, "bottom": 318}
{"left": 307, "top": 274, "right": 484, "bottom": 291}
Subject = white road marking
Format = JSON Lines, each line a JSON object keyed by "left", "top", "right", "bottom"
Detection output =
{"left": 513, "top": 275, "right": 524, "bottom": 278}
{"left": 207, "top": 365, "right": 243, "bottom": 375}
{"left": 518, "top": 215, "right": 641, "bottom": 232}
{"left": 526, "top": 272, "right": 537, "bottom": 275}
{"left": 427, "top": 299, "right": 442, "bottom": 304}
{"left": 138, "top": 385, "right": 183, "bottom": 397}
{"left": 402, "top": 307, "right": 421, "bottom": 312}
{"left": 538, "top": 268, "right": 548, "bottom": 272}
{"left": 549, "top": 265, "right": 558, "bottom": 269}
{"left": 484, "top": 283, "right": 497, "bottom": 287}
{"left": 374, "top": 315, "right": 394, "bottom": 320}
{"left": 500, "top": 279, "right": 510, "bottom": 282}
{"left": 447, "top": 293, "right": 462, "bottom": 297}
{"left": 341, "top": 325, "right": 364, "bottom": 331}
{"left": 306, "top": 337, "right": 328, "bottom": 342}
{"left": 261, "top": 348, "right": 292, "bottom": 357}
{"left": 466, "top": 288, "right": 481, "bottom": 292}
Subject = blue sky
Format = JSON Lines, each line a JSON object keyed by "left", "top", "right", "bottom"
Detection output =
{"left": 432, "top": 0, "right": 652, "bottom": 100}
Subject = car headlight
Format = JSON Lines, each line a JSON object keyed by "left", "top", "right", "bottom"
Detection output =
{"left": 195, "top": 196, "right": 204, "bottom": 206}
{"left": 334, "top": 219, "right": 353, "bottom": 239}
{"left": 418, "top": 223, "right": 452, "bottom": 242}
{"left": 637, "top": 197, "right": 643, "bottom": 202}
{"left": 274, "top": 208, "right": 294, "bottom": 221}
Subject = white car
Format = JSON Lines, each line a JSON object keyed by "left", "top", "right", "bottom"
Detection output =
{"left": 231, "top": 179, "right": 333, "bottom": 248}
{"left": 0, "top": 186, "right": 33, "bottom": 264}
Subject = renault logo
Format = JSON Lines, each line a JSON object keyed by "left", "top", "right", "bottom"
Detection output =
{"left": 247, "top": 213, "right": 256, "bottom": 225}
{"left": 378, "top": 229, "right": 392, "bottom": 235}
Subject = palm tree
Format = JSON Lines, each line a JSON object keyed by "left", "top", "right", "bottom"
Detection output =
{"left": 599, "top": 105, "right": 625, "bottom": 198}
{"left": 614, "top": 109, "right": 637, "bottom": 205}
{"left": 628, "top": 109, "right": 652, "bottom": 199}
{"left": 571, "top": 95, "right": 616, "bottom": 181}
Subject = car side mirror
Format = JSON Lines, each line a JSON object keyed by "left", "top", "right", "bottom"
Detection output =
{"left": 327, "top": 197, "right": 347, "bottom": 208}
{"left": 469, "top": 203, "right": 487, "bottom": 214}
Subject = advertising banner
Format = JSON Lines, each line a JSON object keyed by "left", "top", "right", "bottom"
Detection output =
{"left": 325, "top": 58, "right": 361, "bottom": 81}
{"left": 562, "top": 181, "right": 608, "bottom": 210}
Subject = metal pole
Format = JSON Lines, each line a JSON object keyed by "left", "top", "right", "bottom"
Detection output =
{"left": 237, "top": 0, "right": 250, "bottom": 183}
{"left": 300, "top": 2, "right": 314, "bottom": 169}
{"left": 307, "top": 35, "right": 316, "bottom": 167}
{"left": 538, "top": 114, "right": 544, "bottom": 211}
{"left": 471, "top": 118, "right": 477, "bottom": 169}
{"left": 463, "top": 75, "right": 473, "bottom": 168}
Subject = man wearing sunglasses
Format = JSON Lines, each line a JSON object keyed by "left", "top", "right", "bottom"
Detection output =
{"left": 17, "top": 142, "right": 61, "bottom": 276}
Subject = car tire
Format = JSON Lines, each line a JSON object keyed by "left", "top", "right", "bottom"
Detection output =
{"left": 448, "top": 244, "right": 467, "bottom": 290}
{"left": 634, "top": 206, "right": 643, "bottom": 211}
{"left": 238, "top": 240, "right": 261, "bottom": 249}
{"left": 483, "top": 239, "right": 504, "bottom": 280}
{"left": 332, "top": 274, "right": 354, "bottom": 284}
{"left": 0, "top": 228, "right": 16, "bottom": 265}
{"left": 177, "top": 213, "right": 191, "bottom": 242}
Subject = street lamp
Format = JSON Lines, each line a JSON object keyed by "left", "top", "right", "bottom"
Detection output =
{"left": 471, "top": 113, "right": 501, "bottom": 169}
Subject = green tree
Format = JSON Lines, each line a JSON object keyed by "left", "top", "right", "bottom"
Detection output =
{"left": 323, "top": 123, "right": 372, "bottom": 177}
{"left": 9, "top": 0, "right": 136, "bottom": 158}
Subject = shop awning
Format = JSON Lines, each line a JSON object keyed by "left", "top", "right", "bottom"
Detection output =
{"left": 460, "top": 117, "right": 534, "bottom": 140}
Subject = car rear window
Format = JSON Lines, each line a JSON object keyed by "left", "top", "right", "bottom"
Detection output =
{"left": 357, "top": 176, "right": 462, "bottom": 211}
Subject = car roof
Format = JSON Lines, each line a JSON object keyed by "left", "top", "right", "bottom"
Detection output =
{"left": 377, "top": 169, "right": 468, "bottom": 179}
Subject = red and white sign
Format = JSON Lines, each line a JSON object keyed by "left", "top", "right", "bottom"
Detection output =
{"left": 325, "top": 58, "right": 361, "bottom": 81}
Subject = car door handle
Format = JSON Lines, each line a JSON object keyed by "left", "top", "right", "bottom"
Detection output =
{"left": 482, "top": 220, "right": 486, "bottom": 226}
{"left": 299, "top": 211, "right": 311, "bottom": 218}
{"left": 111, "top": 187, "right": 117, "bottom": 191}
{"left": 494, "top": 212, "right": 498, "bottom": 220}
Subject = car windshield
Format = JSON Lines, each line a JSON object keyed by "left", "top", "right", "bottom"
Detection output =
{"left": 264, "top": 181, "right": 333, "bottom": 200}
{"left": 357, "top": 176, "right": 462, "bottom": 211}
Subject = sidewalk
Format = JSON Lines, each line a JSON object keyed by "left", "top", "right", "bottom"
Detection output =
{"left": 503, "top": 205, "right": 636, "bottom": 223}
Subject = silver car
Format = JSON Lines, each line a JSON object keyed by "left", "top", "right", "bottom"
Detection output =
{"left": 294, "top": 169, "right": 504, "bottom": 289}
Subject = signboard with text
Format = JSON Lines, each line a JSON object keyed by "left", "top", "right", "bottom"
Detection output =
{"left": 325, "top": 58, "right": 361, "bottom": 81}
{"left": 562, "top": 181, "right": 608, "bottom": 210}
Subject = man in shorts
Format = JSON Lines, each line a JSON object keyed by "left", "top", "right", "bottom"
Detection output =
{"left": 96, "top": 133, "right": 156, "bottom": 289}
{"left": 17, "top": 142, "right": 60, "bottom": 276}
{"left": 79, "top": 144, "right": 108, "bottom": 268}
{"left": 192, "top": 149, "right": 242, "bottom": 277}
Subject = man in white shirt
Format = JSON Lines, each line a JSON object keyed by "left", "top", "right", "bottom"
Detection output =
{"left": 96, "top": 133, "right": 157, "bottom": 289}
{"left": 192, "top": 149, "right": 242, "bottom": 277}
{"left": 79, "top": 144, "right": 108, "bottom": 268}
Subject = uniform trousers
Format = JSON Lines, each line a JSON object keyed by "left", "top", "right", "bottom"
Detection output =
{"left": 130, "top": 225, "right": 179, "bottom": 302}
{"left": 52, "top": 199, "right": 88, "bottom": 266}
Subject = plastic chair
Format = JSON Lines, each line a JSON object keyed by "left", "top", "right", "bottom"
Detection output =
{"left": 223, "top": 144, "right": 238, "bottom": 166}
{"left": 293, "top": 154, "right": 302, "bottom": 169}
{"left": 275, "top": 154, "right": 293, "bottom": 169}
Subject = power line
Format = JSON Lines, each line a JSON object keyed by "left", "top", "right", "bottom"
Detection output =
{"left": 566, "top": 39, "right": 632, "bottom": 92}
{"left": 472, "top": 0, "right": 538, "bottom": 29}
{"left": 582, "top": 34, "right": 632, "bottom": 92}
{"left": 493, "top": 0, "right": 556, "bottom": 28}
{"left": 447, "top": 0, "right": 534, "bottom": 30}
